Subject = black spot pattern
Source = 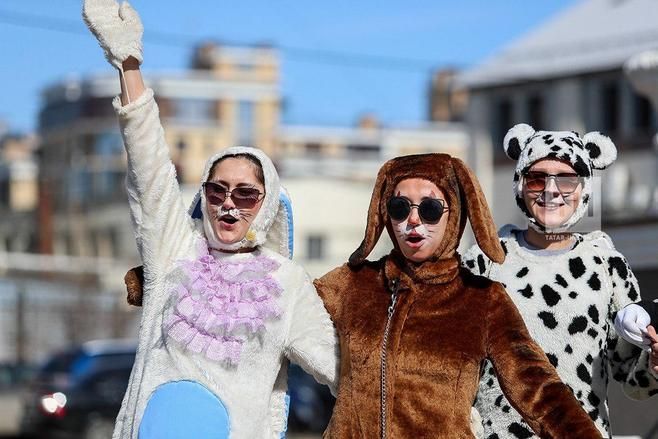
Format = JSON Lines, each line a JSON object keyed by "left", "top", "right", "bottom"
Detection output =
{"left": 577, "top": 364, "right": 592, "bottom": 384}
{"left": 546, "top": 353, "right": 558, "bottom": 367}
{"left": 508, "top": 423, "right": 534, "bottom": 439}
{"left": 588, "top": 273, "right": 601, "bottom": 291}
{"left": 538, "top": 311, "right": 558, "bottom": 329}
{"left": 568, "top": 316, "right": 588, "bottom": 334}
{"left": 477, "top": 254, "right": 486, "bottom": 275}
{"left": 519, "top": 284, "right": 533, "bottom": 298}
{"left": 507, "top": 138, "right": 522, "bottom": 160}
{"left": 569, "top": 257, "right": 586, "bottom": 279}
{"left": 585, "top": 142, "right": 601, "bottom": 159}
{"left": 608, "top": 256, "right": 628, "bottom": 279}
{"left": 564, "top": 344, "right": 573, "bottom": 354}
{"left": 555, "top": 274, "right": 568, "bottom": 288}
{"left": 588, "top": 305, "right": 599, "bottom": 324}
{"left": 516, "top": 267, "right": 529, "bottom": 278}
{"left": 569, "top": 291, "right": 578, "bottom": 299}
{"left": 541, "top": 285, "right": 561, "bottom": 307}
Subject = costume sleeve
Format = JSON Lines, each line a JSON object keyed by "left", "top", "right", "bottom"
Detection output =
{"left": 485, "top": 283, "right": 601, "bottom": 438}
{"left": 113, "top": 89, "right": 195, "bottom": 276}
{"left": 268, "top": 360, "right": 290, "bottom": 439}
{"left": 461, "top": 243, "right": 493, "bottom": 277}
{"left": 605, "top": 251, "right": 658, "bottom": 399}
{"left": 284, "top": 269, "right": 340, "bottom": 395}
{"left": 314, "top": 264, "right": 350, "bottom": 328}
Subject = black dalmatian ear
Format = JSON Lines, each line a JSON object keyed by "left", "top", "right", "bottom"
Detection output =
{"left": 582, "top": 132, "right": 617, "bottom": 170}
{"left": 503, "top": 123, "right": 535, "bottom": 161}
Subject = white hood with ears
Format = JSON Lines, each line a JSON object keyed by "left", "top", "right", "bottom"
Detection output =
{"left": 188, "top": 146, "right": 293, "bottom": 258}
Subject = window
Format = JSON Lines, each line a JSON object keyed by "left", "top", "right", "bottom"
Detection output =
{"left": 527, "top": 95, "right": 544, "bottom": 129}
{"left": 307, "top": 235, "right": 325, "bottom": 260}
{"left": 601, "top": 82, "right": 619, "bottom": 134}
{"left": 492, "top": 98, "right": 512, "bottom": 160}
{"left": 346, "top": 144, "right": 380, "bottom": 159}
{"left": 633, "top": 93, "right": 653, "bottom": 131}
{"left": 173, "top": 99, "right": 214, "bottom": 124}
{"left": 304, "top": 143, "right": 323, "bottom": 156}
{"left": 237, "top": 101, "right": 254, "bottom": 145}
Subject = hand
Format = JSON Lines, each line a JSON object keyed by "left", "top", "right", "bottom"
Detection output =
{"left": 646, "top": 325, "right": 658, "bottom": 374}
{"left": 82, "top": 0, "right": 144, "bottom": 69}
{"left": 614, "top": 303, "right": 652, "bottom": 349}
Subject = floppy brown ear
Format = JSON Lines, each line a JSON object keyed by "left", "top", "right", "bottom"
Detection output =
{"left": 451, "top": 158, "right": 504, "bottom": 264}
{"left": 124, "top": 266, "right": 144, "bottom": 307}
{"left": 348, "top": 162, "right": 390, "bottom": 266}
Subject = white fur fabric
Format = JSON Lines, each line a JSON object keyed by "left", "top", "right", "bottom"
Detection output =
{"left": 111, "top": 89, "right": 338, "bottom": 438}
{"left": 82, "top": 0, "right": 144, "bottom": 68}
{"left": 462, "top": 225, "right": 657, "bottom": 438}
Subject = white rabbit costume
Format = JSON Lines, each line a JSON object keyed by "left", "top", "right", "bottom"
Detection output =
{"left": 82, "top": 2, "right": 338, "bottom": 437}
{"left": 113, "top": 90, "right": 338, "bottom": 438}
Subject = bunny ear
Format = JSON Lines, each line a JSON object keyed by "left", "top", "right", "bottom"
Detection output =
{"left": 503, "top": 123, "right": 535, "bottom": 160}
{"left": 583, "top": 132, "right": 617, "bottom": 170}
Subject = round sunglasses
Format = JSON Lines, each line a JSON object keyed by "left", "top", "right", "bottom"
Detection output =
{"left": 523, "top": 172, "right": 583, "bottom": 194}
{"left": 202, "top": 181, "right": 264, "bottom": 209}
{"left": 386, "top": 196, "right": 448, "bottom": 224}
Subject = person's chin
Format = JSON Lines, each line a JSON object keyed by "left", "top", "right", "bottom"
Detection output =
{"left": 215, "top": 228, "right": 245, "bottom": 245}
{"left": 535, "top": 214, "right": 572, "bottom": 230}
{"left": 400, "top": 246, "right": 430, "bottom": 263}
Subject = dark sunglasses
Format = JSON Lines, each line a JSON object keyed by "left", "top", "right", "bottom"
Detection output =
{"left": 202, "top": 181, "right": 264, "bottom": 208}
{"left": 523, "top": 171, "right": 583, "bottom": 194}
{"left": 386, "top": 196, "right": 447, "bottom": 225}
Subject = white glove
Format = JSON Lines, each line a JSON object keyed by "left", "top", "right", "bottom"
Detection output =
{"left": 614, "top": 303, "right": 652, "bottom": 349}
{"left": 82, "top": 0, "right": 144, "bottom": 69}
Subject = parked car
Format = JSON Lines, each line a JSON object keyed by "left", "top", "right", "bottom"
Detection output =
{"left": 287, "top": 363, "right": 335, "bottom": 433}
{"left": 20, "top": 339, "right": 136, "bottom": 439}
{"left": 0, "top": 362, "right": 34, "bottom": 436}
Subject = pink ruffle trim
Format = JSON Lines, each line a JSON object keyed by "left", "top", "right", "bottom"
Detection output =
{"left": 164, "top": 251, "right": 283, "bottom": 365}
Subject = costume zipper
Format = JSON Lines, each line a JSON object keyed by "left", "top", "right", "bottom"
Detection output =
{"left": 380, "top": 278, "right": 400, "bottom": 439}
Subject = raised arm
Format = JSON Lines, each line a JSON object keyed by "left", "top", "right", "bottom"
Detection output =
{"left": 83, "top": 0, "right": 195, "bottom": 278}
{"left": 485, "top": 283, "right": 601, "bottom": 438}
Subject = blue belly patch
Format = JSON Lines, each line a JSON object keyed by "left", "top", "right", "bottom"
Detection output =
{"left": 139, "top": 380, "right": 230, "bottom": 439}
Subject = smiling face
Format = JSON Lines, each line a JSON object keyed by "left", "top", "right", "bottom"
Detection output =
{"left": 389, "top": 178, "right": 449, "bottom": 263}
{"left": 522, "top": 158, "right": 582, "bottom": 230}
{"left": 205, "top": 157, "right": 265, "bottom": 245}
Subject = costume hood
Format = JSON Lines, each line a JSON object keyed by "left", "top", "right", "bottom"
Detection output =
{"left": 349, "top": 153, "right": 504, "bottom": 270}
{"left": 189, "top": 146, "right": 294, "bottom": 257}
{"left": 503, "top": 124, "right": 617, "bottom": 233}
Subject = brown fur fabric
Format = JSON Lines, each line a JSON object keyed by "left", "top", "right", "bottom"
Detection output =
{"left": 124, "top": 266, "right": 143, "bottom": 307}
{"left": 315, "top": 153, "right": 600, "bottom": 438}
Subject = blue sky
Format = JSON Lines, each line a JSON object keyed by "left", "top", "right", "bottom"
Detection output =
{"left": 0, "top": 0, "right": 578, "bottom": 133}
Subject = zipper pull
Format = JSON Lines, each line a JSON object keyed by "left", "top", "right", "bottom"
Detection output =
{"left": 387, "top": 279, "right": 400, "bottom": 317}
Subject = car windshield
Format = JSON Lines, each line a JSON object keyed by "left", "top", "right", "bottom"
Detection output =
{"left": 70, "top": 352, "right": 135, "bottom": 381}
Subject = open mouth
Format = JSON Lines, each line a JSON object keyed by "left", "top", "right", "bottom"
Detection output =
{"left": 219, "top": 215, "right": 239, "bottom": 225}
{"left": 536, "top": 200, "right": 564, "bottom": 209}
{"left": 405, "top": 233, "right": 425, "bottom": 247}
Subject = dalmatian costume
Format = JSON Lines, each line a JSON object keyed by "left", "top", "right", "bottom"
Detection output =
{"left": 463, "top": 124, "right": 658, "bottom": 439}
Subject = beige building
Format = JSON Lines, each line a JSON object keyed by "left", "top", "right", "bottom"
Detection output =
{"left": 279, "top": 118, "right": 468, "bottom": 277}
{"left": 37, "top": 42, "right": 470, "bottom": 278}
{"left": 0, "top": 133, "right": 38, "bottom": 253}
{"left": 38, "top": 43, "right": 281, "bottom": 263}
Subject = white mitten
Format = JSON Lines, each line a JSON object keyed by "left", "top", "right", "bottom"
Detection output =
{"left": 614, "top": 303, "right": 652, "bottom": 349}
{"left": 82, "top": 0, "right": 144, "bottom": 69}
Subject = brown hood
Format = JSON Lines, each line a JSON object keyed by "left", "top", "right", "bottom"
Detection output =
{"left": 349, "top": 153, "right": 504, "bottom": 268}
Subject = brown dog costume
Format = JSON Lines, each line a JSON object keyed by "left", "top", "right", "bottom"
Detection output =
{"left": 124, "top": 154, "right": 600, "bottom": 438}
